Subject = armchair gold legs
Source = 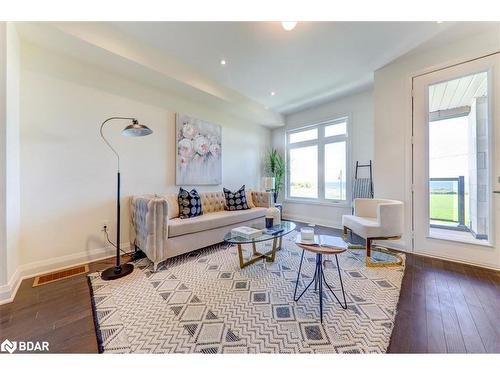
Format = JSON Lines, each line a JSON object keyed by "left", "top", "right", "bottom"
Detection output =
{"left": 343, "top": 226, "right": 404, "bottom": 267}
{"left": 342, "top": 226, "right": 365, "bottom": 250}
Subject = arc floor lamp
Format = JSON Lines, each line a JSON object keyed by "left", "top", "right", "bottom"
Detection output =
{"left": 100, "top": 117, "right": 153, "bottom": 280}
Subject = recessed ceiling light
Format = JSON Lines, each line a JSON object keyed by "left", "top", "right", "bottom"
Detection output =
{"left": 270, "top": 91, "right": 276, "bottom": 96}
{"left": 436, "top": 21, "right": 444, "bottom": 24}
{"left": 220, "top": 59, "right": 227, "bottom": 65}
{"left": 281, "top": 22, "right": 297, "bottom": 31}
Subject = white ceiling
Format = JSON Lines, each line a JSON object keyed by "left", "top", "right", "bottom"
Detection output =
{"left": 16, "top": 22, "right": 284, "bottom": 127}
{"left": 111, "top": 22, "right": 450, "bottom": 114}
{"left": 19, "top": 22, "right": 495, "bottom": 127}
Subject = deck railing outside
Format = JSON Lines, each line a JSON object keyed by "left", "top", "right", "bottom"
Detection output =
{"left": 429, "top": 176, "right": 466, "bottom": 230}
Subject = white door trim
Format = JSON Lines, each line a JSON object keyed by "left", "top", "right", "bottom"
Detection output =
{"left": 411, "top": 53, "right": 500, "bottom": 268}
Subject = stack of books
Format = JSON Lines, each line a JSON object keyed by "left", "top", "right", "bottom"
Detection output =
{"left": 231, "top": 226, "right": 263, "bottom": 239}
{"left": 263, "top": 226, "right": 284, "bottom": 236}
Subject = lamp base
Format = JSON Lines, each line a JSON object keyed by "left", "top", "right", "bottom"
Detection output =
{"left": 101, "top": 263, "right": 134, "bottom": 281}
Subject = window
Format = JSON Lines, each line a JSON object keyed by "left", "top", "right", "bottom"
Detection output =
{"left": 287, "top": 117, "right": 349, "bottom": 202}
{"left": 289, "top": 128, "right": 318, "bottom": 144}
{"left": 325, "top": 121, "right": 347, "bottom": 137}
{"left": 324, "top": 141, "right": 347, "bottom": 200}
{"left": 289, "top": 145, "right": 318, "bottom": 198}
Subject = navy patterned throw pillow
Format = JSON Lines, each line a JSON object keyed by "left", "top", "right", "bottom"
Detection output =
{"left": 223, "top": 185, "right": 249, "bottom": 211}
{"left": 178, "top": 188, "right": 203, "bottom": 219}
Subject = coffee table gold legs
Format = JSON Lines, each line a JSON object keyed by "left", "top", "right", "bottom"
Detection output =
{"left": 237, "top": 244, "right": 245, "bottom": 268}
{"left": 252, "top": 242, "right": 258, "bottom": 256}
{"left": 237, "top": 238, "right": 280, "bottom": 269}
{"left": 268, "top": 237, "right": 278, "bottom": 262}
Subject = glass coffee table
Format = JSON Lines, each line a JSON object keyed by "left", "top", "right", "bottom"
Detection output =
{"left": 224, "top": 221, "right": 296, "bottom": 268}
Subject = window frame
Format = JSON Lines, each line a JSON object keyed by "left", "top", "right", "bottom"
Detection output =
{"left": 285, "top": 115, "right": 351, "bottom": 206}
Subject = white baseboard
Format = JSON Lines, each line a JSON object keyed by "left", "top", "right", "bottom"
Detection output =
{"left": 0, "top": 269, "right": 22, "bottom": 306}
{"left": 0, "top": 242, "right": 130, "bottom": 305}
{"left": 283, "top": 213, "right": 343, "bottom": 230}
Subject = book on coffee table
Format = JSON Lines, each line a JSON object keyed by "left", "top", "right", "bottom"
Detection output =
{"left": 231, "top": 226, "right": 263, "bottom": 240}
{"left": 295, "top": 234, "right": 347, "bottom": 250}
{"left": 318, "top": 235, "right": 347, "bottom": 250}
{"left": 263, "top": 226, "right": 284, "bottom": 236}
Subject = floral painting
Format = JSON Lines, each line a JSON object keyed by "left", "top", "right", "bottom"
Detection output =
{"left": 176, "top": 113, "right": 222, "bottom": 185}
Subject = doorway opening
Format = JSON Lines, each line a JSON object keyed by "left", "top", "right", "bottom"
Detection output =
{"left": 427, "top": 71, "right": 490, "bottom": 244}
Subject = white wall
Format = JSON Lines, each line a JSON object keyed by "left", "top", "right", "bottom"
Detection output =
{"left": 0, "top": 22, "right": 21, "bottom": 301}
{"left": 14, "top": 42, "right": 270, "bottom": 275}
{"left": 6, "top": 24, "right": 20, "bottom": 285}
{"left": 272, "top": 89, "right": 374, "bottom": 228}
{"left": 0, "top": 23, "right": 7, "bottom": 287}
{"left": 374, "top": 25, "right": 500, "bottom": 260}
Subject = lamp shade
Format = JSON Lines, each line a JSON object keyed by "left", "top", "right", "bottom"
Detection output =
{"left": 263, "top": 177, "right": 275, "bottom": 190}
{"left": 121, "top": 120, "right": 153, "bottom": 137}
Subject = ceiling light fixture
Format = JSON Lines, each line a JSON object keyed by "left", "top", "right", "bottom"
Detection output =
{"left": 270, "top": 91, "right": 276, "bottom": 96}
{"left": 281, "top": 22, "right": 297, "bottom": 31}
{"left": 220, "top": 59, "right": 227, "bottom": 65}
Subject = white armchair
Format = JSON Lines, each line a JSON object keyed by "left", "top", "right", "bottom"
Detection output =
{"left": 342, "top": 198, "right": 404, "bottom": 266}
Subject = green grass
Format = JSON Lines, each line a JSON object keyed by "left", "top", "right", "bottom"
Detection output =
{"left": 430, "top": 194, "right": 457, "bottom": 222}
{"left": 430, "top": 193, "right": 469, "bottom": 224}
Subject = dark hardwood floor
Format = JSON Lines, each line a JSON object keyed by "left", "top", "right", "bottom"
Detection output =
{"left": 1, "top": 224, "right": 498, "bottom": 353}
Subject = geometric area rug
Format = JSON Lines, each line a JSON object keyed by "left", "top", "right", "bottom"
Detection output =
{"left": 87, "top": 231, "right": 405, "bottom": 353}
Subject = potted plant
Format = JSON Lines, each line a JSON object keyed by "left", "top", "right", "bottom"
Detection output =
{"left": 265, "top": 149, "right": 285, "bottom": 203}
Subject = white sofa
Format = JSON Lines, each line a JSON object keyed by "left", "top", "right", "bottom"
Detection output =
{"left": 129, "top": 191, "right": 272, "bottom": 270}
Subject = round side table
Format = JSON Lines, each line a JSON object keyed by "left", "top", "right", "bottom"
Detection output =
{"left": 294, "top": 234, "right": 348, "bottom": 323}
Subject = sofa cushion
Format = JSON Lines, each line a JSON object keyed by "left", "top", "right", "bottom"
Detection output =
{"left": 200, "top": 191, "right": 226, "bottom": 213}
{"left": 178, "top": 188, "right": 203, "bottom": 219}
{"left": 223, "top": 185, "right": 249, "bottom": 211}
{"left": 342, "top": 215, "right": 380, "bottom": 239}
{"left": 246, "top": 190, "right": 256, "bottom": 208}
{"left": 168, "top": 207, "right": 267, "bottom": 237}
{"left": 164, "top": 194, "right": 179, "bottom": 219}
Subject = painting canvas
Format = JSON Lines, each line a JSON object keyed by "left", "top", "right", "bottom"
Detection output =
{"left": 176, "top": 113, "right": 222, "bottom": 185}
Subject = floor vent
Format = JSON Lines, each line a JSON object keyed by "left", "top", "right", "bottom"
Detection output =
{"left": 33, "top": 265, "right": 89, "bottom": 287}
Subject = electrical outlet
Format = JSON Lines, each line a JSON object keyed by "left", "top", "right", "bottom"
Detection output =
{"left": 102, "top": 221, "right": 110, "bottom": 231}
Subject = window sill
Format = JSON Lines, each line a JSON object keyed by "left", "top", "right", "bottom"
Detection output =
{"left": 283, "top": 198, "right": 351, "bottom": 208}
{"left": 427, "top": 228, "right": 493, "bottom": 248}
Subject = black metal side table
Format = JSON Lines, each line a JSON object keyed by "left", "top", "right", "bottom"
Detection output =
{"left": 293, "top": 235, "right": 348, "bottom": 323}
